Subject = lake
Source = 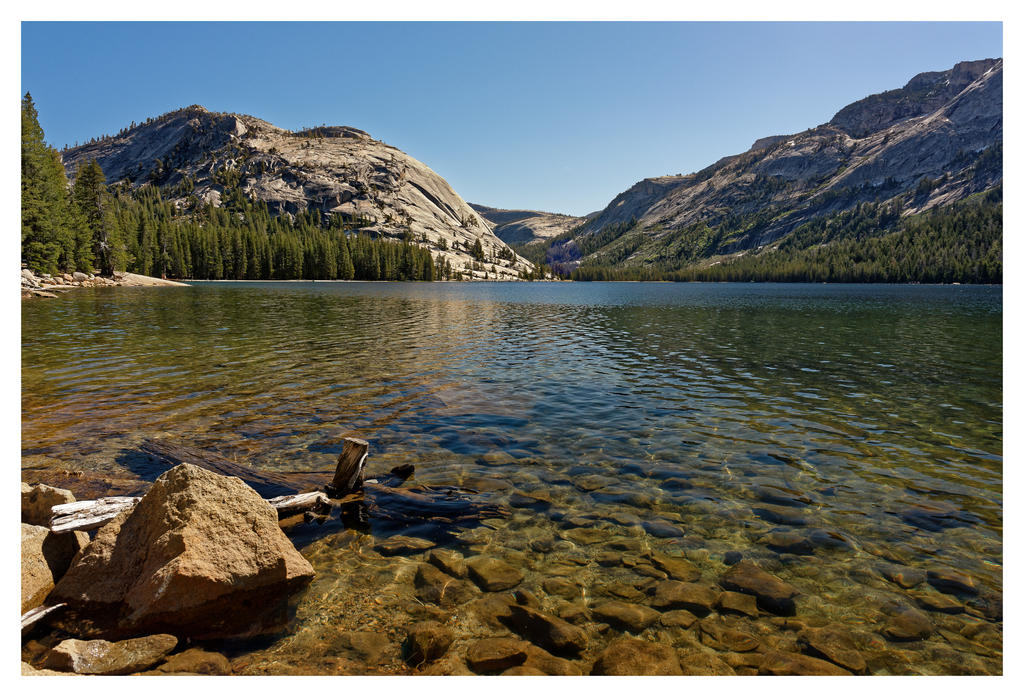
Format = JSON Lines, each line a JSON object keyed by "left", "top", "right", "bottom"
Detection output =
{"left": 21, "top": 281, "right": 1002, "bottom": 674}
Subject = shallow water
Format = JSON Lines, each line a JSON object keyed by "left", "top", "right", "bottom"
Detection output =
{"left": 22, "top": 282, "right": 1002, "bottom": 674}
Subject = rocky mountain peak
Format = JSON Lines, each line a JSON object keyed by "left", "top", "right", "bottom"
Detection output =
{"left": 61, "top": 107, "right": 532, "bottom": 280}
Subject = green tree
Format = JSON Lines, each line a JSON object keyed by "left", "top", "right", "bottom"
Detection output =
{"left": 73, "top": 159, "right": 127, "bottom": 274}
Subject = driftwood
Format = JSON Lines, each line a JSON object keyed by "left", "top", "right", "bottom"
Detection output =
{"left": 50, "top": 496, "right": 141, "bottom": 533}
{"left": 326, "top": 438, "right": 369, "bottom": 497}
{"left": 22, "top": 604, "right": 66, "bottom": 632}
{"left": 50, "top": 490, "right": 332, "bottom": 534}
{"left": 136, "top": 438, "right": 508, "bottom": 531}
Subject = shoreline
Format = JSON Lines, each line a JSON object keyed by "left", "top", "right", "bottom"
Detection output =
{"left": 21, "top": 268, "right": 189, "bottom": 298}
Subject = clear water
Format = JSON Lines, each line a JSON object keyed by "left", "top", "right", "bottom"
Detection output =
{"left": 21, "top": 282, "right": 1002, "bottom": 675}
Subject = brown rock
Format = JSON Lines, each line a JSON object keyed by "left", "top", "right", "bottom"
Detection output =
{"left": 414, "top": 563, "right": 479, "bottom": 607}
{"left": 562, "top": 527, "right": 611, "bottom": 545}
{"left": 466, "top": 556, "right": 524, "bottom": 591}
{"left": 699, "top": 620, "right": 759, "bottom": 652}
{"left": 374, "top": 535, "right": 435, "bottom": 556}
{"left": 21, "top": 662, "right": 65, "bottom": 675}
{"left": 716, "top": 590, "right": 759, "bottom": 617}
{"left": 501, "top": 665, "right": 546, "bottom": 675}
{"left": 883, "top": 607, "right": 934, "bottom": 641}
{"left": 590, "top": 638, "right": 683, "bottom": 675}
{"left": 719, "top": 561, "right": 799, "bottom": 615}
{"left": 659, "top": 609, "right": 699, "bottom": 628}
{"left": 555, "top": 601, "right": 591, "bottom": 624}
{"left": 911, "top": 589, "right": 965, "bottom": 614}
{"left": 928, "top": 568, "right": 979, "bottom": 595}
{"left": 466, "top": 638, "right": 529, "bottom": 673}
{"left": 43, "top": 634, "right": 177, "bottom": 675}
{"left": 592, "top": 601, "right": 661, "bottom": 633}
{"left": 647, "top": 552, "right": 701, "bottom": 582}
{"left": 522, "top": 644, "right": 584, "bottom": 675}
{"left": 678, "top": 649, "right": 738, "bottom": 675}
{"left": 49, "top": 464, "right": 314, "bottom": 639}
{"left": 759, "top": 650, "right": 852, "bottom": 675}
{"left": 21, "top": 523, "right": 89, "bottom": 612}
{"left": 760, "top": 530, "right": 814, "bottom": 555}
{"left": 426, "top": 548, "right": 467, "bottom": 578}
{"left": 506, "top": 604, "right": 588, "bottom": 656}
{"left": 542, "top": 577, "right": 581, "bottom": 600}
{"left": 404, "top": 621, "right": 454, "bottom": 665}
{"left": 649, "top": 580, "right": 718, "bottom": 616}
{"left": 797, "top": 626, "right": 866, "bottom": 674}
{"left": 151, "top": 648, "right": 232, "bottom": 675}
{"left": 878, "top": 563, "right": 926, "bottom": 589}
{"left": 21, "top": 482, "right": 75, "bottom": 526}
{"left": 467, "top": 593, "right": 516, "bottom": 629}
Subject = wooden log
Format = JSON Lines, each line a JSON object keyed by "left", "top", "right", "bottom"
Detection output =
{"left": 49, "top": 496, "right": 140, "bottom": 533}
{"left": 266, "top": 491, "right": 330, "bottom": 518}
{"left": 22, "top": 604, "right": 66, "bottom": 632}
{"left": 50, "top": 491, "right": 332, "bottom": 533}
{"left": 326, "top": 437, "right": 369, "bottom": 497}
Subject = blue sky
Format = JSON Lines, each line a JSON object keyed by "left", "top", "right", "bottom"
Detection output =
{"left": 21, "top": 21, "right": 1002, "bottom": 216}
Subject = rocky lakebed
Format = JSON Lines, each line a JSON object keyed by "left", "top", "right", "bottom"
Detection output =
{"left": 21, "top": 453, "right": 1002, "bottom": 677}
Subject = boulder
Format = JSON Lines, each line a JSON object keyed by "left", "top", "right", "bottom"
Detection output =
{"left": 72, "top": 271, "right": 89, "bottom": 282}
{"left": 21, "top": 523, "right": 89, "bottom": 612}
{"left": 505, "top": 604, "right": 588, "bottom": 656}
{"left": 49, "top": 463, "right": 314, "bottom": 639}
{"left": 590, "top": 638, "right": 683, "bottom": 675}
{"left": 466, "top": 555, "right": 524, "bottom": 591}
{"left": 42, "top": 634, "right": 177, "bottom": 675}
{"left": 466, "top": 637, "right": 529, "bottom": 673}
{"left": 404, "top": 621, "right": 453, "bottom": 665}
{"left": 591, "top": 601, "right": 661, "bottom": 633}
{"left": 719, "top": 561, "right": 799, "bottom": 615}
{"left": 21, "top": 482, "right": 76, "bottom": 526}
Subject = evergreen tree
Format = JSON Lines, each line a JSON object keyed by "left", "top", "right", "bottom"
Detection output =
{"left": 73, "top": 159, "right": 127, "bottom": 274}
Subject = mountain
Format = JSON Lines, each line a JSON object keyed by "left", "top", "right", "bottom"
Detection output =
{"left": 469, "top": 203, "right": 588, "bottom": 246}
{"left": 61, "top": 107, "right": 532, "bottom": 280}
{"left": 546, "top": 58, "right": 1002, "bottom": 276}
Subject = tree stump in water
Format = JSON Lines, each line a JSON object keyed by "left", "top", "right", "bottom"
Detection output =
{"left": 326, "top": 437, "right": 369, "bottom": 497}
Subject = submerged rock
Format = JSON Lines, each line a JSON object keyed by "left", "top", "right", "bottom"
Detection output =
{"left": 505, "top": 604, "right": 589, "bottom": 656}
{"left": 404, "top": 621, "right": 454, "bottom": 665}
{"left": 49, "top": 463, "right": 314, "bottom": 639}
{"left": 797, "top": 626, "right": 867, "bottom": 674}
{"left": 426, "top": 548, "right": 467, "bottom": 578}
{"left": 647, "top": 552, "right": 701, "bottom": 582}
{"left": 149, "top": 648, "right": 232, "bottom": 675}
{"left": 677, "top": 649, "right": 737, "bottom": 676}
{"left": 759, "top": 650, "right": 852, "bottom": 675}
{"left": 466, "top": 555, "right": 524, "bottom": 591}
{"left": 699, "top": 621, "right": 759, "bottom": 652}
{"left": 466, "top": 638, "right": 529, "bottom": 673}
{"left": 591, "top": 601, "right": 660, "bottom": 633}
{"left": 414, "top": 563, "right": 479, "bottom": 607}
{"left": 374, "top": 535, "right": 435, "bottom": 556}
{"left": 648, "top": 580, "right": 718, "bottom": 616}
{"left": 927, "top": 568, "right": 979, "bottom": 596}
{"left": 42, "top": 634, "right": 177, "bottom": 675}
{"left": 878, "top": 563, "right": 927, "bottom": 589}
{"left": 590, "top": 638, "right": 683, "bottom": 675}
{"left": 883, "top": 607, "right": 934, "bottom": 641}
{"left": 716, "top": 590, "right": 759, "bottom": 617}
{"left": 719, "top": 561, "right": 799, "bottom": 615}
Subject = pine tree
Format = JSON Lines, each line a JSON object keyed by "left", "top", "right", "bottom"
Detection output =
{"left": 73, "top": 159, "right": 127, "bottom": 274}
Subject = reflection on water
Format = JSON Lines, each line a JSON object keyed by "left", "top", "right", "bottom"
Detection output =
{"left": 22, "top": 282, "right": 1002, "bottom": 675}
